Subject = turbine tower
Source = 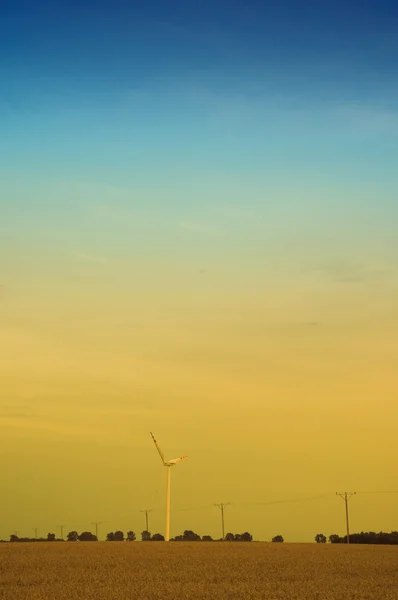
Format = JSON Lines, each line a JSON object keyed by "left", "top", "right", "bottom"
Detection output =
{"left": 150, "top": 432, "right": 187, "bottom": 542}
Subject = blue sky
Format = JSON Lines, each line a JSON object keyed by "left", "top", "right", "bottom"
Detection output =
{"left": 2, "top": 0, "right": 398, "bottom": 260}
{"left": 2, "top": 0, "right": 398, "bottom": 185}
{"left": 2, "top": 0, "right": 398, "bottom": 286}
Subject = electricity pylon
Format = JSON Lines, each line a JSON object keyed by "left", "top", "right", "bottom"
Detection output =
{"left": 57, "top": 525, "right": 66, "bottom": 540}
{"left": 140, "top": 509, "right": 152, "bottom": 532}
{"left": 336, "top": 492, "right": 356, "bottom": 543}
{"left": 91, "top": 521, "right": 104, "bottom": 541}
{"left": 214, "top": 503, "right": 230, "bottom": 540}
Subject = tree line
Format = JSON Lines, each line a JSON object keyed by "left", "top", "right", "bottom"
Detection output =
{"left": 5, "top": 529, "right": 254, "bottom": 542}
{"left": 325, "top": 531, "right": 398, "bottom": 545}
{"left": 3, "top": 530, "right": 397, "bottom": 544}
{"left": 168, "top": 530, "right": 253, "bottom": 542}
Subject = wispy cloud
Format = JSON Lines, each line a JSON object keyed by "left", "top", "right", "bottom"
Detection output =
{"left": 334, "top": 105, "right": 398, "bottom": 135}
{"left": 313, "top": 259, "right": 398, "bottom": 283}
{"left": 74, "top": 252, "right": 108, "bottom": 264}
{"left": 177, "top": 221, "right": 223, "bottom": 236}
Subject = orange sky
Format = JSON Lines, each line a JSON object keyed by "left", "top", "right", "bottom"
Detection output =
{"left": 2, "top": 223, "right": 397, "bottom": 541}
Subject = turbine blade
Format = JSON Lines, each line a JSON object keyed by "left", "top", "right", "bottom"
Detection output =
{"left": 150, "top": 432, "right": 166, "bottom": 465}
{"left": 167, "top": 456, "right": 187, "bottom": 464}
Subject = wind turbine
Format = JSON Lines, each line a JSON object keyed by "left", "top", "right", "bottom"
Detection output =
{"left": 150, "top": 432, "right": 187, "bottom": 542}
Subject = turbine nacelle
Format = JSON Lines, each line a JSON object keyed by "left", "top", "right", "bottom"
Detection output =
{"left": 166, "top": 456, "right": 187, "bottom": 467}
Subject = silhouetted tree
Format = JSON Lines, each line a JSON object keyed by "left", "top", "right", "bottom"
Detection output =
{"left": 202, "top": 535, "right": 213, "bottom": 541}
{"left": 225, "top": 533, "right": 235, "bottom": 541}
{"left": 47, "top": 533, "right": 56, "bottom": 542}
{"left": 126, "top": 531, "right": 136, "bottom": 541}
{"left": 106, "top": 532, "right": 115, "bottom": 541}
{"left": 329, "top": 534, "right": 343, "bottom": 544}
{"left": 10, "top": 534, "right": 19, "bottom": 543}
{"left": 315, "top": 533, "right": 327, "bottom": 543}
{"left": 78, "top": 531, "right": 97, "bottom": 542}
{"left": 182, "top": 530, "right": 201, "bottom": 541}
{"left": 67, "top": 531, "right": 79, "bottom": 542}
{"left": 114, "top": 531, "right": 124, "bottom": 541}
{"left": 272, "top": 535, "right": 284, "bottom": 542}
{"left": 141, "top": 530, "right": 151, "bottom": 541}
{"left": 151, "top": 533, "right": 165, "bottom": 541}
{"left": 240, "top": 532, "right": 253, "bottom": 542}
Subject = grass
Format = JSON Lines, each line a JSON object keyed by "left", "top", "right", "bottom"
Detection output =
{"left": 0, "top": 542, "right": 397, "bottom": 599}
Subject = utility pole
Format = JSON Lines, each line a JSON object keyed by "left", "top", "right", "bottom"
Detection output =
{"left": 140, "top": 509, "right": 152, "bottom": 532}
{"left": 336, "top": 492, "right": 356, "bottom": 543}
{"left": 32, "top": 527, "right": 38, "bottom": 540}
{"left": 57, "top": 525, "right": 66, "bottom": 540}
{"left": 91, "top": 521, "right": 104, "bottom": 541}
{"left": 214, "top": 503, "right": 230, "bottom": 540}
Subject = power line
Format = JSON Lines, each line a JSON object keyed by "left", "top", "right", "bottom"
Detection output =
{"left": 170, "top": 495, "right": 332, "bottom": 514}
{"left": 356, "top": 491, "right": 398, "bottom": 494}
{"left": 172, "top": 504, "right": 212, "bottom": 513}
{"left": 214, "top": 503, "right": 230, "bottom": 540}
{"left": 234, "top": 493, "right": 333, "bottom": 507}
{"left": 336, "top": 492, "right": 356, "bottom": 544}
{"left": 9, "top": 489, "right": 395, "bottom": 542}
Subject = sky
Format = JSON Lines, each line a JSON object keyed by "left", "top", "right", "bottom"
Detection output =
{"left": 1, "top": 0, "right": 398, "bottom": 542}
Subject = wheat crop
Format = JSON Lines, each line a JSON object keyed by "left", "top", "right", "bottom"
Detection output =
{"left": 0, "top": 542, "right": 396, "bottom": 600}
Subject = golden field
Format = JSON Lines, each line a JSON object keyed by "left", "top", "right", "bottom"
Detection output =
{"left": 0, "top": 542, "right": 397, "bottom": 600}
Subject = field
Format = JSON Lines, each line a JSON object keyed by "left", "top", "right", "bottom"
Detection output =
{"left": 0, "top": 542, "right": 397, "bottom": 600}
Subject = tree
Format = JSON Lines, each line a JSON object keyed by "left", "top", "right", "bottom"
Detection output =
{"left": 329, "top": 534, "right": 343, "bottom": 544}
{"left": 202, "top": 535, "right": 213, "bottom": 541}
{"left": 67, "top": 531, "right": 79, "bottom": 542}
{"left": 106, "top": 532, "right": 115, "bottom": 542}
{"left": 151, "top": 533, "right": 165, "bottom": 541}
{"left": 315, "top": 533, "right": 327, "bottom": 544}
{"left": 126, "top": 531, "right": 136, "bottom": 541}
{"left": 272, "top": 535, "right": 284, "bottom": 542}
{"left": 240, "top": 532, "right": 253, "bottom": 542}
{"left": 10, "top": 534, "right": 19, "bottom": 543}
{"left": 225, "top": 533, "right": 235, "bottom": 541}
{"left": 182, "top": 530, "right": 201, "bottom": 541}
{"left": 141, "top": 530, "right": 151, "bottom": 541}
{"left": 47, "top": 533, "right": 56, "bottom": 542}
{"left": 114, "top": 531, "right": 124, "bottom": 541}
{"left": 78, "top": 531, "right": 97, "bottom": 541}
